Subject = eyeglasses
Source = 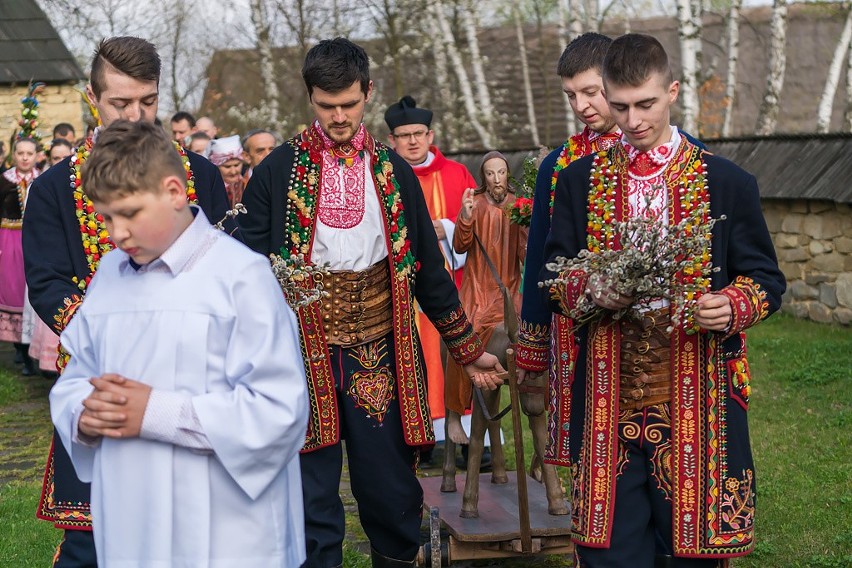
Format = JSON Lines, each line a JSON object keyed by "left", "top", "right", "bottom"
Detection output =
{"left": 391, "top": 130, "right": 429, "bottom": 142}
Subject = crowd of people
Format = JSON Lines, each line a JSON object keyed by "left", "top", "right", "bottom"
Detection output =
{"left": 0, "top": 29, "right": 786, "bottom": 568}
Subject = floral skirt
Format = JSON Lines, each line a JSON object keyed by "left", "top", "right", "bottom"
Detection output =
{"left": 0, "top": 227, "right": 24, "bottom": 342}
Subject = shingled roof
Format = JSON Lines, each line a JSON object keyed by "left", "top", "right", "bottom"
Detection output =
{"left": 0, "top": 0, "right": 86, "bottom": 84}
{"left": 444, "top": 133, "right": 852, "bottom": 204}
{"left": 707, "top": 133, "right": 852, "bottom": 203}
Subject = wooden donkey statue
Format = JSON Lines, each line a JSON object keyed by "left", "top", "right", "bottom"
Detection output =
{"left": 440, "top": 263, "right": 568, "bottom": 519}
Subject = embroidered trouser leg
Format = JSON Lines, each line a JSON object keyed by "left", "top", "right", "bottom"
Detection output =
{"left": 577, "top": 404, "right": 724, "bottom": 568}
{"left": 300, "top": 335, "right": 422, "bottom": 567}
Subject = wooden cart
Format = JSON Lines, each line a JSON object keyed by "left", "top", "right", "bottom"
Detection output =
{"left": 416, "top": 351, "right": 574, "bottom": 567}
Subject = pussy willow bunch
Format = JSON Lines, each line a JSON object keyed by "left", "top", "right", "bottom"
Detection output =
{"left": 269, "top": 252, "right": 331, "bottom": 309}
{"left": 214, "top": 202, "right": 247, "bottom": 233}
{"left": 541, "top": 198, "right": 725, "bottom": 332}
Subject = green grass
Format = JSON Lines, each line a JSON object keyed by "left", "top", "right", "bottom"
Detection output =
{"left": 0, "top": 481, "right": 58, "bottom": 565}
{"left": 0, "top": 314, "right": 849, "bottom": 566}
{"left": 736, "top": 315, "right": 851, "bottom": 568}
{"left": 0, "top": 364, "right": 30, "bottom": 406}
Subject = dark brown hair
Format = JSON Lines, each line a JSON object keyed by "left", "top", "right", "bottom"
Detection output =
{"left": 90, "top": 37, "right": 161, "bottom": 98}
{"left": 602, "top": 33, "right": 672, "bottom": 88}
{"left": 556, "top": 32, "right": 612, "bottom": 78}
{"left": 81, "top": 120, "right": 183, "bottom": 202}
{"left": 302, "top": 38, "right": 370, "bottom": 97}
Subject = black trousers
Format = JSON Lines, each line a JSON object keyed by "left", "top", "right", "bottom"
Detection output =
{"left": 576, "top": 405, "right": 727, "bottom": 568}
{"left": 53, "top": 529, "right": 96, "bottom": 568}
{"left": 300, "top": 336, "right": 423, "bottom": 568}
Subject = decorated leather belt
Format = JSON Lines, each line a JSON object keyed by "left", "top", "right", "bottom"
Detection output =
{"left": 318, "top": 259, "right": 393, "bottom": 347}
{"left": 619, "top": 308, "right": 672, "bottom": 412}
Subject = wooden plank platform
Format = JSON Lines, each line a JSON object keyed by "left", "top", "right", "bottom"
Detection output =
{"left": 420, "top": 472, "right": 571, "bottom": 543}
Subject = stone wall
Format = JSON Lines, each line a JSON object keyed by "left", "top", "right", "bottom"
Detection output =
{"left": 0, "top": 84, "right": 86, "bottom": 149}
{"left": 763, "top": 199, "right": 852, "bottom": 325}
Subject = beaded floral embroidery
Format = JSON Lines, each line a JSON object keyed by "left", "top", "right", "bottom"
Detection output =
{"left": 548, "top": 129, "right": 619, "bottom": 215}
{"left": 549, "top": 137, "right": 583, "bottom": 215}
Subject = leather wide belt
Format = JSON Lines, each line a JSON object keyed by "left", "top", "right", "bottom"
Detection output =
{"left": 318, "top": 259, "right": 393, "bottom": 347}
{"left": 619, "top": 308, "right": 672, "bottom": 412}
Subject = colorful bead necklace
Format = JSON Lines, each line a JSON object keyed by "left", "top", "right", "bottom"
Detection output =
{"left": 547, "top": 128, "right": 619, "bottom": 216}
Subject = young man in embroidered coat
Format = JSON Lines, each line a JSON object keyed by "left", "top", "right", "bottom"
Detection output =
{"left": 239, "top": 38, "right": 502, "bottom": 568}
{"left": 542, "top": 33, "right": 785, "bottom": 567}
{"left": 384, "top": 96, "right": 476, "bottom": 456}
{"left": 515, "top": 33, "right": 623, "bottom": 466}
{"left": 518, "top": 32, "right": 705, "bottom": 468}
{"left": 22, "top": 36, "right": 231, "bottom": 568}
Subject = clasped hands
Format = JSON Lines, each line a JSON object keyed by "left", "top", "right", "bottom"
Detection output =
{"left": 585, "top": 272, "right": 733, "bottom": 331}
{"left": 78, "top": 374, "right": 152, "bottom": 440}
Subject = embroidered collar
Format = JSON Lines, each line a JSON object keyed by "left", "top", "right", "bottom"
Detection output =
{"left": 587, "top": 126, "right": 621, "bottom": 147}
{"left": 545, "top": 127, "right": 621, "bottom": 216}
{"left": 3, "top": 167, "right": 37, "bottom": 184}
{"left": 314, "top": 120, "right": 367, "bottom": 167}
{"left": 622, "top": 125, "right": 680, "bottom": 178}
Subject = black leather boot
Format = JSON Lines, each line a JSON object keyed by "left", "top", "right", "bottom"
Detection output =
{"left": 14, "top": 343, "right": 35, "bottom": 376}
{"left": 370, "top": 547, "right": 416, "bottom": 568}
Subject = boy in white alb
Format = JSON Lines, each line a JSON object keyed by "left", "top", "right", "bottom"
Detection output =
{"left": 50, "top": 120, "right": 309, "bottom": 568}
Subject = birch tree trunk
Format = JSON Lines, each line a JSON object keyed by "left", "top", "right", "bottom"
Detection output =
{"left": 721, "top": 0, "right": 742, "bottom": 137}
{"left": 846, "top": 38, "right": 852, "bottom": 131}
{"left": 568, "top": 0, "right": 584, "bottom": 38}
{"left": 676, "top": 0, "right": 702, "bottom": 135}
{"left": 583, "top": 0, "right": 600, "bottom": 32}
{"left": 514, "top": 6, "right": 540, "bottom": 146}
{"left": 250, "top": 0, "right": 280, "bottom": 128}
{"left": 426, "top": 7, "right": 457, "bottom": 148}
{"left": 816, "top": 4, "right": 852, "bottom": 133}
{"left": 558, "top": 0, "right": 580, "bottom": 136}
{"left": 429, "top": 0, "right": 493, "bottom": 148}
{"left": 364, "top": 0, "right": 415, "bottom": 100}
{"left": 459, "top": 0, "right": 496, "bottom": 142}
{"left": 755, "top": 0, "right": 789, "bottom": 135}
{"left": 164, "top": 1, "right": 191, "bottom": 112}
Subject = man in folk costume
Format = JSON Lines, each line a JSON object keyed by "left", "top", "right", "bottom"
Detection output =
{"left": 542, "top": 33, "right": 785, "bottom": 567}
{"left": 23, "top": 36, "right": 231, "bottom": 568}
{"left": 384, "top": 96, "right": 475, "bottom": 456}
{"left": 239, "top": 38, "right": 502, "bottom": 568}
{"left": 517, "top": 32, "right": 704, "bottom": 468}
{"left": 516, "top": 33, "right": 623, "bottom": 465}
